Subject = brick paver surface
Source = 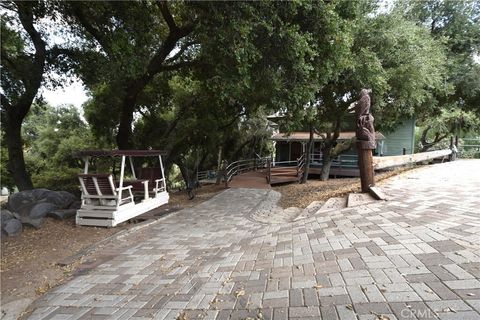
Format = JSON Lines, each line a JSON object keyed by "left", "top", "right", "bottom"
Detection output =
{"left": 28, "top": 160, "right": 480, "bottom": 319}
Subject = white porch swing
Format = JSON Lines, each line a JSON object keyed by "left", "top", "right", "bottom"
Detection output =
{"left": 75, "top": 150, "right": 169, "bottom": 227}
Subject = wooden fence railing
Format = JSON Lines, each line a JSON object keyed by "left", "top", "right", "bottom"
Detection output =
{"left": 372, "top": 149, "right": 452, "bottom": 170}
{"left": 297, "top": 153, "right": 305, "bottom": 178}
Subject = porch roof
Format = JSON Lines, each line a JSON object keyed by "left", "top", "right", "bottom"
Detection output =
{"left": 74, "top": 149, "right": 167, "bottom": 158}
{"left": 271, "top": 131, "right": 385, "bottom": 142}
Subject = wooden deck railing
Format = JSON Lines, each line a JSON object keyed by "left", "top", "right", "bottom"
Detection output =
{"left": 225, "top": 157, "right": 269, "bottom": 187}
{"left": 296, "top": 153, "right": 305, "bottom": 179}
{"left": 309, "top": 153, "right": 358, "bottom": 169}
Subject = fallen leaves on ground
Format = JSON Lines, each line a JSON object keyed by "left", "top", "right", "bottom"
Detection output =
{"left": 235, "top": 289, "right": 245, "bottom": 297}
{"left": 274, "top": 166, "right": 415, "bottom": 208}
{"left": 35, "top": 282, "right": 52, "bottom": 295}
{"left": 370, "top": 312, "right": 391, "bottom": 320}
{"left": 0, "top": 184, "right": 225, "bottom": 307}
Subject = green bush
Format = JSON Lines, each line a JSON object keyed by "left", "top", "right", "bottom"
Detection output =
{"left": 31, "top": 167, "right": 82, "bottom": 196}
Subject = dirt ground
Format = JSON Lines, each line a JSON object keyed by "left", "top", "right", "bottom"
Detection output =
{"left": 274, "top": 166, "right": 415, "bottom": 208}
{"left": 0, "top": 184, "right": 225, "bottom": 309}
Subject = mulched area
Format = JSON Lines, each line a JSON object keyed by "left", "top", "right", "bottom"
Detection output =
{"left": 1, "top": 219, "right": 123, "bottom": 304}
{"left": 274, "top": 166, "right": 416, "bottom": 208}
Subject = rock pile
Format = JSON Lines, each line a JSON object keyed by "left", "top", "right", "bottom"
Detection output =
{"left": 1, "top": 189, "right": 79, "bottom": 237}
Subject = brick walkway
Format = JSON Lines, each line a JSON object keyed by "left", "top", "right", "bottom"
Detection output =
{"left": 28, "top": 160, "right": 480, "bottom": 320}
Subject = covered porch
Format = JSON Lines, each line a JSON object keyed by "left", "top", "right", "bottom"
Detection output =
{"left": 271, "top": 131, "right": 386, "bottom": 178}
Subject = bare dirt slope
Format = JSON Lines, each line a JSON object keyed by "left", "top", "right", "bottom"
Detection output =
{"left": 274, "top": 167, "right": 414, "bottom": 208}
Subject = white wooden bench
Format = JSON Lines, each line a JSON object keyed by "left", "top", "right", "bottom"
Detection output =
{"left": 78, "top": 173, "right": 134, "bottom": 207}
{"left": 120, "top": 168, "right": 166, "bottom": 200}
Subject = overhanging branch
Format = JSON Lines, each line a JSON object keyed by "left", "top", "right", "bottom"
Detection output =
{"left": 160, "top": 60, "right": 198, "bottom": 72}
{"left": 1, "top": 94, "right": 12, "bottom": 112}
{"left": 165, "top": 41, "right": 197, "bottom": 64}
{"left": 70, "top": 6, "right": 111, "bottom": 53}
{"left": 156, "top": 1, "right": 178, "bottom": 32}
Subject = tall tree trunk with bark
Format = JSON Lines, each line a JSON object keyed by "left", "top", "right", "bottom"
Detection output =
{"left": 1, "top": 2, "right": 47, "bottom": 190}
{"left": 319, "top": 116, "right": 341, "bottom": 181}
{"left": 4, "top": 117, "right": 33, "bottom": 190}
{"left": 320, "top": 143, "right": 333, "bottom": 181}
{"left": 301, "top": 124, "right": 314, "bottom": 183}
{"left": 116, "top": 92, "right": 138, "bottom": 149}
{"left": 114, "top": 2, "right": 195, "bottom": 148}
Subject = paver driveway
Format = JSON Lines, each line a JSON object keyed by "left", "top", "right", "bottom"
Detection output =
{"left": 28, "top": 160, "right": 480, "bottom": 320}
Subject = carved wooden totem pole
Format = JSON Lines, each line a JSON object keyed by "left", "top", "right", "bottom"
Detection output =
{"left": 355, "top": 89, "right": 375, "bottom": 192}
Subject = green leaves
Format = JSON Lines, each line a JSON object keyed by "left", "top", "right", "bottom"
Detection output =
{"left": 398, "top": 0, "right": 480, "bottom": 147}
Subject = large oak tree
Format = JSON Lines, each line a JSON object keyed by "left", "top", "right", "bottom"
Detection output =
{"left": 1, "top": 1, "right": 48, "bottom": 190}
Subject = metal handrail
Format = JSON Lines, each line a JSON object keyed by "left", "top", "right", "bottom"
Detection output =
{"left": 225, "top": 157, "right": 270, "bottom": 185}
{"left": 197, "top": 170, "right": 217, "bottom": 181}
{"left": 272, "top": 160, "right": 297, "bottom": 166}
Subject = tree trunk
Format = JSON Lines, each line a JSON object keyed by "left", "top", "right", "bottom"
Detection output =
{"left": 116, "top": 81, "right": 145, "bottom": 149}
{"left": 1, "top": 3, "right": 47, "bottom": 191}
{"left": 232, "top": 137, "right": 254, "bottom": 160}
{"left": 177, "top": 161, "right": 191, "bottom": 188}
{"left": 5, "top": 119, "right": 33, "bottom": 190}
{"left": 320, "top": 145, "right": 332, "bottom": 181}
{"left": 216, "top": 146, "right": 223, "bottom": 185}
{"left": 301, "top": 124, "right": 314, "bottom": 183}
{"left": 249, "top": 136, "right": 258, "bottom": 159}
{"left": 420, "top": 126, "right": 448, "bottom": 152}
{"left": 112, "top": 8, "right": 195, "bottom": 150}
{"left": 116, "top": 104, "right": 135, "bottom": 149}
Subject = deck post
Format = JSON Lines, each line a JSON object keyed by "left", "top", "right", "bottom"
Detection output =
{"left": 159, "top": 155, "right": 166, "bottom": 192}
{"left": 129, "top": 156, "right": 137, "bottom": 179}
{"left": 118, "top": 155, "right": 126, "bottom": 209}
{"left": 83, "top": 156, "right": 89, "bottom": 174}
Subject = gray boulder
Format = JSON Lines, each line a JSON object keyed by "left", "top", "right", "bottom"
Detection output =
{"left": 8, "top": 189, "right": 77, "bottom": 211}
{"left": 29, "top": 188, "right": 52, "bottom": 200}
{"left": 7, "top": 191, "right": 36, "bottom": 213}
{"left": 19, "top": 216, "right": 44, "bottom": 229}
{"left": 15, "top": 202, "right": 57, "bottom": 229}
{"left": 1, "top": 210, "right": 15, "bottom": 228}
{"left": 29, "top": 202, "right": 58, "bottom": 219}
{"left": 45, "top": 191, "right": 76, "bottom": 209}
{"left": 7, "top": 189, "right": 78, "bottom": 229}
{"left": 69, "top": 200, "right": 82, "bottom": 210}
{"left": 48, "top": 209, "right": 77, "bottom": 220}
{"left": 3, "top": 218, "right": 22, "bottom": 236}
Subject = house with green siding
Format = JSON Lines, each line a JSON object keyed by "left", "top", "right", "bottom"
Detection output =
{"left": 380, "top": 118, "right": 416, "bottom": 156}
{"left": 269, "top": 116, "right": 416, "bottom": 177}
